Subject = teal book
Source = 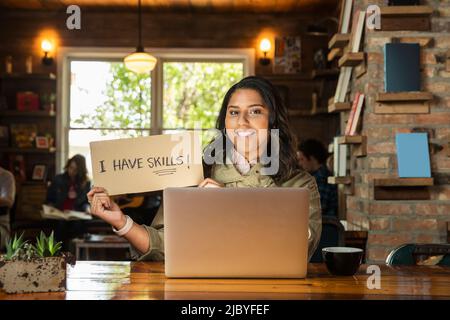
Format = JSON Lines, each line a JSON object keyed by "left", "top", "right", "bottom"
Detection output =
{"left": 395, "top": 133, "right": 431, "bottom": 178}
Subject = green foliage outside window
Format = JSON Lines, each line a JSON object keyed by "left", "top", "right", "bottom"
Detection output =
{"left": 73, "top": 62, "right": 243, "bottom": 139}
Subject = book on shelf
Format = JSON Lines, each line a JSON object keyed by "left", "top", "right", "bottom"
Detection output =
{"left": 10, "top": 123, "right": 38, "bottom": 148}
{"left": 349, "top": 93, "right": 365, "bottom": 135}
{"left": 41, "top": 204, "right": 92, "bottom": 221}
{"left": 16, "top": 92, "right": 39, "bottom": 111}
{"left": 395, "top": 133, "right": 431, "bottom": 178}
{"left": 273, "top": 36, "right": 302, "bottom": 74}
{"left": 350, "top": 10, "right": 366, "bottom": 53}
{"left": 334, "top": 66, "right": 352, "bottom": 103}
{"left": 339, "top": 0, "right": 354, "bottom": 34}
{"left": 345, "top": 92, "right": 361, "bottom": 135}
{"left": 384, "top": 43, "right": 421, "bottom": 92}
{"left": 333, "top": 137, "right": 348, "bottom": 177}
{"left": 333, "top": 137, "right": 339, "bottom": 176}
{"left": 338, "top": 144, "right": 348, "bottom": 177}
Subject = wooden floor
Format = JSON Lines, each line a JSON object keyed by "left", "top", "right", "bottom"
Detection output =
{"left": 1, "top": 261, "right": 449, "bottom": 300}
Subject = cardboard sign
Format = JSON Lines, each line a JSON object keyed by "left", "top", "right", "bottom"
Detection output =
{"left": 90, "top": 132, "right": 204, "bottom": 195}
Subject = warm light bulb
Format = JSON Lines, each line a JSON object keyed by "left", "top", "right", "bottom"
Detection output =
{"left": 260, "top": 38, "right": 271, "bottom": 53}
{"left": 41, "top": 39, "right": 53, "bottom": 52}
{"left": 124, "top": 51, "right": 157, "bottom": 74}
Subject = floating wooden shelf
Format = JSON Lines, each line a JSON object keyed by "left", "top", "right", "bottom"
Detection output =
{"left": 337, "top": 135, "right": 364, "bottom": 144}
{"left": 392, "top": 36, "right": 433, "bottom": 48}
{"left": 0, "top": 110, "right": 55, "bottom": 117}
{"left": 0, "top": 73, "right": 56, "bottom": 80}
{"left": 376, "top": 92, "right": 433, "bottom": 102}
{"left": 328, "top": 176, "right": 353, "bottom": 185}
{"left": 337, "top": 135, "right": 367, "bottom": 157}
{"left": 328, "top": 33, "right": 351, "bottom": 49}
{"left": 378, "top": 6, "right": 433, "bottom": 31}
{"left": 375, "top": 92, "right": 433, "bottom": 114}
{"left": 374, "top": 177, "right": 433, "bottom": 200}
{"left": 0, "top": 147, "right": 56, "bottom": 154}
{"left": 327, "top": 48, "right": 343, "bottom": 62}
{"left": 380, "top": 5, "right": 433, "bottom": 16}
{"left": 338, "top": 52, "right": 365, "bottom": 67}
{"left": 328, "top": 102, "right": 351, "bottom": 113}
{"left": 373, "top": 178, "right": 434, "bottom": 187}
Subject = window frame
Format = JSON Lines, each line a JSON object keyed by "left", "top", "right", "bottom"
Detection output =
{"left": 57, "top": 47, "right": 254, "bottom": 172}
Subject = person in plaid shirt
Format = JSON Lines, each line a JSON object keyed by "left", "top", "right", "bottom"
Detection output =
{"left": 297, "top": 139, "right": 338, "bottom": 217}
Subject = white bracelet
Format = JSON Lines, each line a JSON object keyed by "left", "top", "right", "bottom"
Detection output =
{"left": 112, "top": 215, "right": 134, "bottom": 236}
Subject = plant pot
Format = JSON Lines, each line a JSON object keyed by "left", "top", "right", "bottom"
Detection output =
{"left": 0, "top": 255, "right": 74, "bottom": 294}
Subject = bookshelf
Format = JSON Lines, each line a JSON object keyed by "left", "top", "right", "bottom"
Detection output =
{"left": 338, "top": 52, "right": 365, "bottom": 67}
{"left": 328, "top": 33, "right": 351, "bottom": 50}
{"left": 373, "top": 178, "right": 434, "bottom": 201}
{"left": 392, "top": 37, "right": 433, "bottom": 48}
{"left": 0, "top": 73, "right": 56, "bottom": 81}
{"left": 0, "top": 110, "right": 55, "bottom": 117}
{"left": 337, "top": 135, "right": 367, "bottom": 157}
{"left": 0, "top": 72, "right": 57, "bottom": 186}
{"left": 0, "top": 147, "right": 56, "bottom": 154}
{"left": 328, "top": 176, "right": 354, "bottom": 195}
{"left": 328, "top": 48, "right": 343, "bottom": 62}
{"left": 375, "top": 92, "right": 433, "bottom": 114}
{"left": 328, "top": 176, "right": 353, "bottom": 185}
{"left": 373, "top": 178, "right": 434, "bottom": 187}
{"left": 376, "top": 92, "right": 433, "bottom": 102}
{"left": 328, "top": 102, "right": 351, "bottom": 113}
{"left": 378, "top": 6, "right": 433, "bottom": 32}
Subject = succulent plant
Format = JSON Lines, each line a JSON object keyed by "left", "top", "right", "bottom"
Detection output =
{"left": 4, "top": 232, "right": 26, "bottom": 260}
{"left": 32, "top": 231, "right": 62, "bottom": 257}
{"left": 3, "top": 230, "right": 63, "bottom": 261}
{"left": 46, "top": 231, "right": 62, "bottom": 257}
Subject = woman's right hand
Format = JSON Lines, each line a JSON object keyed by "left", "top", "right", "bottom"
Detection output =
{"left": 87, "top": 186, "right": 127, "bottom": 230}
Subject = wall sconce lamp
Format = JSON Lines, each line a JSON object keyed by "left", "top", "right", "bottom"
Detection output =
{"left": 41, "top": 39, "right": 54, "bottom": 66}
{"left": 259, "top": 38, "right": 271, "bottom": 66}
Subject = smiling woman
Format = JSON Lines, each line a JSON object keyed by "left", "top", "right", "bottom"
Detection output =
{"left": 88, "top": 75, "right": 322, "bottom": 263}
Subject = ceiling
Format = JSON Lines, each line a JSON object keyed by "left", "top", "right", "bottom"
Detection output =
{"left": 0, "top": 0, "right": 339, "bottom": 14}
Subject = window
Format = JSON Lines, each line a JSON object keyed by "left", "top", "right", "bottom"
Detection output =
{"left": 162, "top": 61, "right": 243, "bottom": 147}
{"left": 59, "top": 48, "right": 254, "bottom": 175}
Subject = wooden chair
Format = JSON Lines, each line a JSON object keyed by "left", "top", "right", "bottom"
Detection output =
{"left": 386, "top": 243, "right": 450, "bottom": 266}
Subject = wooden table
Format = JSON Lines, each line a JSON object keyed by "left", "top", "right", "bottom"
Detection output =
{"left": 0, "top": 261, "right": 449, "bottom": 300}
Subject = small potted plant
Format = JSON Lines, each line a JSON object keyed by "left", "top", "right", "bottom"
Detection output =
{"left": 0, "top": 231, "right": 76, "bottom": 294}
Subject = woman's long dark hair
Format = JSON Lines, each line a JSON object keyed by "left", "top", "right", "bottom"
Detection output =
{"left": 64, "top": 154, "right": 89, "bottom": 188}
{"left": 203, "top": 76, "right": 300, "bottom": 184}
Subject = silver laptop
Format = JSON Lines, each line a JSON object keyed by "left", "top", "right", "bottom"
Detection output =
{"left": 163, "top": 187, "right": 309, "bottom": 278}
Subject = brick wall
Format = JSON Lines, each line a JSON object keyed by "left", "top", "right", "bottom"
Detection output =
{"left": 347, "top": 0, "right": 450, "bottom": 263}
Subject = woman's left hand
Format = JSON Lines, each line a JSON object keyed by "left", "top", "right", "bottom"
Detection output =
{"left": 198, "top": 178, "right": 224, "bottom": 188}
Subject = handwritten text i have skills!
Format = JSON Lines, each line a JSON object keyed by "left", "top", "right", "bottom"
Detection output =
{"left": 98, "top": 155, "right": 190, "bottom": 173}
